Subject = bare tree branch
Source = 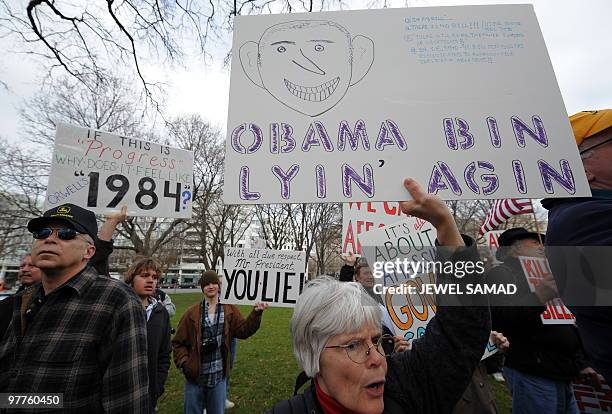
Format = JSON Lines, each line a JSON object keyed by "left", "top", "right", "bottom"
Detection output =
{"left": 1, "top": 0, "right": 344, "bottom": 110}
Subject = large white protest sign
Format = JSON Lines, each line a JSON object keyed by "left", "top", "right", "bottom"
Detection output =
{"left": 46, "top": 123, "right": 194, "bottom": 218}
{"left": 342, "top": 202, "right": 407, "bottom": 255}
{"left": 223, "top": 5, "right": 590, "bottom": 204}
{"left": 519, "top": 256, "right": 576, "bottom": 325}
{"left": 220, "top": 247, "right": 307, "bottom": 307}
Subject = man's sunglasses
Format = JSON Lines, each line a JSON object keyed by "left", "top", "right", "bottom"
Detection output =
{"left": 31, "top": 227, "right": 80, "bottom": 240}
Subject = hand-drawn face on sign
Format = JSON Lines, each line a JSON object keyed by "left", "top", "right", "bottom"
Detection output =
{"left": 239, "top": 20, "right": 374, "bottom": 117}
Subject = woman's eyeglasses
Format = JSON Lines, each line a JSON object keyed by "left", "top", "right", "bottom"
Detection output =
{"left": 31, "top": 227, "right": 80, "bottom": 241}
{"left": 325, "top": 334, "right": 395, "bottom": 364}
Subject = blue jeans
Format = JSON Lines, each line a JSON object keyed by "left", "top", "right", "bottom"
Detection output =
{"left": 184, "top": 379, "right": 226, "bottom": 414}
{"left": 225, "top": 337, "right": 238, "bottom": 396}
{"left": 504, "top": 366, "right": 578, "bottom": 414}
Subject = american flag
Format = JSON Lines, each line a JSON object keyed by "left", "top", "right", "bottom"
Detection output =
{"left": 479, "top": 199, "right": 534, "bottom": 236}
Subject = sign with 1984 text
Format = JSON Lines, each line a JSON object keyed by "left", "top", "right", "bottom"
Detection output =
{"left": 45, "top": 123, "right": 194, "bottom": 218}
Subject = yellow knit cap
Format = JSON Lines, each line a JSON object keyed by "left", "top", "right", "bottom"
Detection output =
{"left": 569, "top": 109, "right": 612, "bottom": 146}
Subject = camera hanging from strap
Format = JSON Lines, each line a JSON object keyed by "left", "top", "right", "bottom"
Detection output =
{"left": 201, "top": 301, "right": 222, "bottom": 352}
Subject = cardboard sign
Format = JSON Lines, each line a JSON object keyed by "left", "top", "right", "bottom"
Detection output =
{"left": 519, "top": 256, "right": 576, "bottom": 325}
{"left": 358, "top": 216, "right": 437, "bottom": 341}
{"left": 46, "top": 123, "right": 194, "bottom": 218}
{"left": 573, "top": 376, "right": 612, "bottom": 414}
{"left": 342, "top": 201, "right": 407, "bottom": 255}
{"left": 382, "top": 272, "right": 437, "bottom": 342}
{"left": 379, "top": 273, "right": 498, "bottom": 359}
{"left": 220, "top": 247, "right": 307, "bottom": 307}
{"left": 223, "top": 5, "right": 590, "bottom": 204}
{"left": 360, "top": 218, "right": 496, "bottom": 359}
{"left": 358, "top": 216, "right": 438, "bottom": 266}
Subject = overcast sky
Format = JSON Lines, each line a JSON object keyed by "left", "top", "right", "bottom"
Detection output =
{"left": 1, "top": 0, "right": 610, "bottom": 142}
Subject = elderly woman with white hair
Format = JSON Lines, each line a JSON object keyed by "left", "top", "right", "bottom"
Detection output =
{"left": 268, "top": 178, "right": 491, "bottom": 414}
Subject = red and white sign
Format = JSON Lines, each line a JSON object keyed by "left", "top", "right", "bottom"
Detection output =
{"left": 485, "top": 230, "right": 503, "bottom": 248}
{"left": 519, "top": 256, "right": 576, "bottom": 325}
{"left": 540, "top": 298, "right": 576, "bottom": 325}
{"left": 573, "top": 375, "right": 612, "bottom": 413}
{"left": 342, "top": 202, "right": 406, "bottom": 255}
{"left": 519, "top": 256, "right": 552, "bottom": 293}
{"left": 484, "top": 230, "right": 504, "bottom": 262}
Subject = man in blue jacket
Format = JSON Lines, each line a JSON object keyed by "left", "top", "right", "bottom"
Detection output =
{"left": 542, "top": 109, "right": 612, "bottom": 384}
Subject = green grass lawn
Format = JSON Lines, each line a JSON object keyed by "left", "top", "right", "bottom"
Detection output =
{"left": 157, "top": 293, "right": 511, "bottom": 413}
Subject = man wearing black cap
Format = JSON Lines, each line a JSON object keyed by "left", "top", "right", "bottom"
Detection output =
{"left": 489, "top": 228, "right": 589, "bottom": 414}
{"left": 0, "top": 203, "right": 150, "bottom": 413}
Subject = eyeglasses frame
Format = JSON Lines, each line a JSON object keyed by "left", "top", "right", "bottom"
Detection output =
{"left": 324, "top": 334, "right": 395, "bottom": 364}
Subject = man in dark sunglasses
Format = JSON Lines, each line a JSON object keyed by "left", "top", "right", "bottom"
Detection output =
{"left": 541, "top": 109, "right": 612, "bottom": 384}
{"left": 0, "top": 203, "right": 150, "bottom": 412}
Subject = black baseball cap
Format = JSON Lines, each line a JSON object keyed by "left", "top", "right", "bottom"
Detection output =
{"left": 496, "top": 227, "right": 544, "bottom": 261}
{"left": 28, "top": 204, "right": 98, "bottom": 240}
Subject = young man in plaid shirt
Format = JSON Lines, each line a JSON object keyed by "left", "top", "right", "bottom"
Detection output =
{"left": 0, "top": 203, "right": 150, "bottom": 413}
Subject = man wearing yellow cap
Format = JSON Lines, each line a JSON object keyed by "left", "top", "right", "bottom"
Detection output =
{"left": 542, "top": 109, "right": 612, "bottom": 384}
{"left": 569, "top": 109, "right": 612, "bottom": 191}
